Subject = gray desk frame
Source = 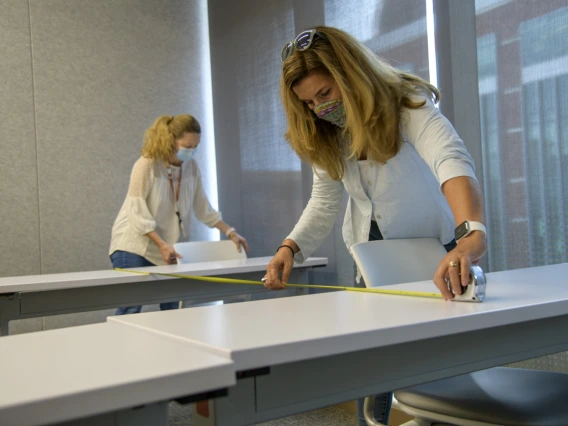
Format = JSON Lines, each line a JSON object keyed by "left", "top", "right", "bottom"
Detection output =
{"left": 0, "top": 264, "right": 324, "bottom": 336}
{"left": 199, "top": 313, "right": 568, "bottom": 425}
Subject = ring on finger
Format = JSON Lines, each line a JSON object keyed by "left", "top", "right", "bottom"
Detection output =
{"left": 449, "top": 261, "right": 458, "bottom": 267}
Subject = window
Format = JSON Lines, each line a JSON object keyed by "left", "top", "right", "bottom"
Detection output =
{"left": 325, "top": 0, "right": 430, "bottom": 81}
{"left": 476, "top": 2, "right": 568, "bottom": 270}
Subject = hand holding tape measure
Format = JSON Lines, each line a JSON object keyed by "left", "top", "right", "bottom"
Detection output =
{"left": 449, "top": 264, "right": 486, "bottom": 302}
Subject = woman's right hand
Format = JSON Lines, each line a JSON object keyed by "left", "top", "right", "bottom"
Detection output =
{"left": 160, "top": 243, "right": 182, "bottom": 265}
{"left": 263, "top": 245, "right": 295, "bottom": 290}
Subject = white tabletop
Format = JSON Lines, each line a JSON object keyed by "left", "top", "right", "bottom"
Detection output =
{"left": 0, "top": 322, "right": 235, "bottom": 426}
{"left": 109, "top": 263, "right": 568, "bottom": 371}
{"left": 0, "top": 256, "right": 327, "bottom": 293}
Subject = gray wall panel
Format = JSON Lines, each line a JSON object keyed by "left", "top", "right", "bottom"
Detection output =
{"left": 0, "top": 0, "right": 41, "bottom": 277}
{"left": 29, "top": 0, "right": 212, "bottom": 273}
{"left": 208, "top": 0, "right": 354, "bottom": 288}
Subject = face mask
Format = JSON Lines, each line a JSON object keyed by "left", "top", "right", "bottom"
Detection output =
{"left": 313, "top": 99, "right": 346, "bottom": 127}
{"left": 176, "top": 147, "right": 197, "bottom": 162}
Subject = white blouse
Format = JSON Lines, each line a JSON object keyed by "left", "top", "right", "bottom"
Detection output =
{"left": 287, "top": 94, "right": 478, "bottom": 279}
{"left": 357, "top": 160, "right": 374, "bottom": 201}
{"left": 109, "top": 157, "right": 221, "bottom": 266}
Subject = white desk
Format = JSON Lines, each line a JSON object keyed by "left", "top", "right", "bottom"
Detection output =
{"left": 0, "top": 257, "right": 327, "bottom": 335}
{"left": 0, "top": 322, "right": 235, "bottom": 426}
{"left": 109, "top": 263, "right": 568, "bottom": 425}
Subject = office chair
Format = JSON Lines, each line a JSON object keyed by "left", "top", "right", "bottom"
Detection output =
{"left": 351, "top": 238, "right": 568, "bottom": 426}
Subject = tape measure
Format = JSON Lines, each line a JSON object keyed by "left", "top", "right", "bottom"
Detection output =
{"left": 113, "top": 267, "right": 481, "bottom": 300}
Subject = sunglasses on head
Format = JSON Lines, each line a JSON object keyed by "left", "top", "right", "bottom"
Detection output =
{"left": 281, "top": 29, "right": 325, "bottom": 62}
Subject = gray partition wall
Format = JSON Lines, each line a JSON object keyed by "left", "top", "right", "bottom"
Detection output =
{"left": 208, "top": 0, "right": 356, "bottom": 290}
{"left": 0, "top": 1, "right": 41, "bottom": 277}
{"left": 0, "top": 0, "right": 215, "bottom": 277}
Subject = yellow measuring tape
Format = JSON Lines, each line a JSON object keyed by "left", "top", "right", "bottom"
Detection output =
{"left": 114, "top": 268, "right": 442, "bottom": 299}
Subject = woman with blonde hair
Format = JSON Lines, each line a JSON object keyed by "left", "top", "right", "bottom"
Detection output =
{"left": 110, "top": 114, "right": 248, "bottom": 315}
{"left": 263, "top": 26, "right": 487, "bottom": 425}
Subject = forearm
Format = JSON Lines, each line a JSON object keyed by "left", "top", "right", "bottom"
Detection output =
{"left": 281, "top": 239, "right": 300, "bottom": 253}
{"left": 441, "top": 176, "right": 485, "bottom": 227}
{"left": 285, "top": 190, "right": 343, "bottom": 259}
{"left": 145, "top": 231, "right": 167, "bottom": 248}
{"left": 214, "top": 220, "right": 234, "bottom": 236}
{"left": 436, "top": 176, "right": 487, "bottom": 293}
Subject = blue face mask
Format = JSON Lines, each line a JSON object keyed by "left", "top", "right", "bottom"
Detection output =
{"left": 176, "top": 147, "right": 197, "bottom": 162}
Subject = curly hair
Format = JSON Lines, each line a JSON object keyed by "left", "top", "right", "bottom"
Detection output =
{"left": 141, "top": 114, "right": 201, "bottom": 165}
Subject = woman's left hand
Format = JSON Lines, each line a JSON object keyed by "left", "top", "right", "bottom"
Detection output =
{"left": 433, "top": 232, "right": 487, "bottom": 300}
{"left": 229, "top": 231, "right": 249, "bottom": 254}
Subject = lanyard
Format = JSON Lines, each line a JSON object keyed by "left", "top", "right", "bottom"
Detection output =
{"left": 167, "top": 166, "right": 182, "bottom": 225}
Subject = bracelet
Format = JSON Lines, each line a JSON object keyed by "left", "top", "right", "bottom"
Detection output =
{"left": 277, "top": 245, "right": 295, "bottom": 258}
{"left": 225, "top": 227, "right": 236, "bottom": 238}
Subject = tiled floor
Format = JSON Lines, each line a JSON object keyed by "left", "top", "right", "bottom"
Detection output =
{"left": 168, "top": 402, "right": 359, "bottom": 426}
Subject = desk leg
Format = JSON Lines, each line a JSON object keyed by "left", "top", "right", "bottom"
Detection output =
{"left": 0, "top": 293, "right": 20, "bottom": 336}
{"left": 294, "top": 268, "right": 310, "bottom": 296}
{"left": 193, "top": 377, "right": 256, "bottom": 426}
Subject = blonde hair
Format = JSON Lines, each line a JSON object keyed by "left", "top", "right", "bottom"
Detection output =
{"left": 141, "top": 114, "right": 201, "bottom": 164}
{"left": 281, "top": 26, "right": 440, "bottom": 180}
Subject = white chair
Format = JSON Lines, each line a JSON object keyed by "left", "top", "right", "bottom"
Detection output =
{"left": 351, "top": 238, "right": 568, "bottom": 426}
{"left": 351, "top": 238, "right": 447, "bottom": 288}
{"left": 174, "top": 240, "right": 247, "bottom": 264}
{"left": 174, "top": 240, "right": 249, "bottom": 308}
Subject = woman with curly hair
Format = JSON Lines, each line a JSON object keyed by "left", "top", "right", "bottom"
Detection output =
{"left": 110, "top": 114, "right": 248, "bottom": 315}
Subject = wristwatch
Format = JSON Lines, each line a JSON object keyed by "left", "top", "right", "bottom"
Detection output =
{"left": 455, "top": 221, "right": 486, "bottom": 242}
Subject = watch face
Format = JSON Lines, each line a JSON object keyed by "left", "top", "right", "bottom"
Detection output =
{"left": 455, "top": 221, "right": 470, "bottom": 241}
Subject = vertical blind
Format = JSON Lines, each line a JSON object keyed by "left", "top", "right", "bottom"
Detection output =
{"left": 475, "top": 0, "right": 568, "bottom": 271}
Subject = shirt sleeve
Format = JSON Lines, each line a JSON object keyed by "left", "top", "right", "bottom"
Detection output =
{"left": 401, "top": 94, "right": 478, "bottom": 188}
{"left": 125, "top": 157, "right": 157, "bottom": 235}
{"left": 287, "top": 166, "right": 344, "bottom": 263}
{"left": 191, "top": 162, "right": 222, "bottom": 227}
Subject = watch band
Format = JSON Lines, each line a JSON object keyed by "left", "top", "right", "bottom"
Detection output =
{"left": 467, "top": 221, "right": 486, "bottom": 236}
{"left": 455, "top": 221, "right": 486, "bottom": 242}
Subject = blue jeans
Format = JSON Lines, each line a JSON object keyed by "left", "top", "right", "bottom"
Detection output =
{"left": 357, "top": 222, "right": 457, "bottom": 425}
{"left": 110, "top": 250, "right": 179, "bottom": 315}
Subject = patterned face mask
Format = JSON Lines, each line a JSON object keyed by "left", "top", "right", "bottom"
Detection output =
{"left": 313, "top": 99, "right": 346, "bottom": 127}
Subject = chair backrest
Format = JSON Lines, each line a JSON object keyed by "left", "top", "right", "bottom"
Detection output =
{"left": 351, "top": 238, "right": 447, "bottom": 287}
{"left": 173, "top": 240, "right": 247, "bottom": 264}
